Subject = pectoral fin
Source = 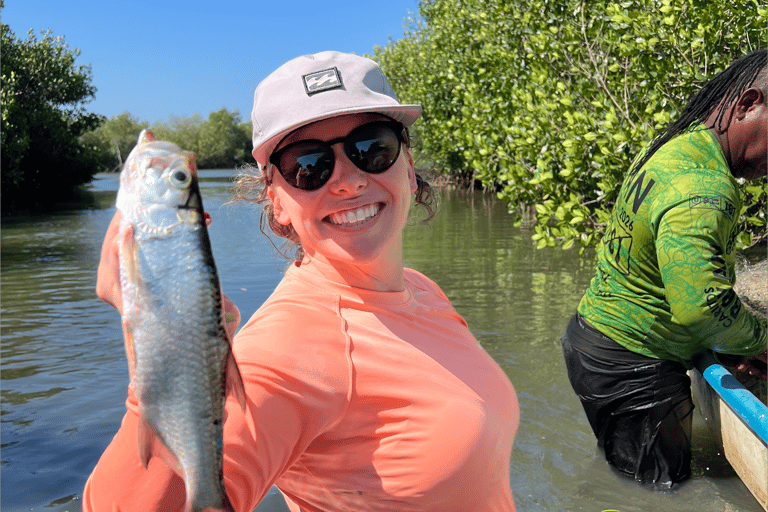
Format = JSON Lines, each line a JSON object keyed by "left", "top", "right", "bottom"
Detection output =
{"left": 137, "top": 413, "right": 154, "bottom": 469}
{"left": 226, "top": 352, "right": 247, "bottom": 412}
{"left": 118, "top": 223, "right": 139, "bottom": 378}
{"left": 137, "top": 413, "right": 181, "bottom": 474}
{"left": 221, "top": 293, "right": 246, "bottom": 412}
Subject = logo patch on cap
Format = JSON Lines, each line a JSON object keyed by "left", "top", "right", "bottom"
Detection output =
{"left": 303, "top": 67, "right": 343, "bottom": 95}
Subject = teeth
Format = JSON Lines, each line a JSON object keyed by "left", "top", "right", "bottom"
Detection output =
{"left": 329, "top": 204, "right": 380, "bottom": 226}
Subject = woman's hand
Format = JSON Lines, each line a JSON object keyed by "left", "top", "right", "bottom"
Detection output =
{"left": 96, "top": 211, "right": 129, "bottom": 315}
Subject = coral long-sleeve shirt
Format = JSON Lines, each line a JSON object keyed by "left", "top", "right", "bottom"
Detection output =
{"left": 84, "top": 262, "right": 519, "bottom": 511}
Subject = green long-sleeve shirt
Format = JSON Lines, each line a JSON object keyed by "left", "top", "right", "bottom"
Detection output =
{"left": 578, "top": 125, "right": 766, "bottom": 367}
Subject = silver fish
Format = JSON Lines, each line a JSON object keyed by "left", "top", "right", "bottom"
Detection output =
{"left": 116, "top": 130, "right": 244, "bottom": 512}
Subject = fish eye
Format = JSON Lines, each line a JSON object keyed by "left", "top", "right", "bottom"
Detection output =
{"left": 169, "top": 169, "right": 191, "bottom": 189}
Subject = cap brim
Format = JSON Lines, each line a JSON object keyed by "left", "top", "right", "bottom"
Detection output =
{"left": 252, "top": 104, "right": 421, "bottom": 167}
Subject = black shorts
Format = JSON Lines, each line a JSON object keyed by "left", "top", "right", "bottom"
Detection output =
{"left": 561, "top": 313, "right": 694, "bottom": 488}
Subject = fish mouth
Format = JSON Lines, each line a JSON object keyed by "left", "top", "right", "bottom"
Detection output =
{"left": 325, "top": 203, "right": 383, "bottom": 227}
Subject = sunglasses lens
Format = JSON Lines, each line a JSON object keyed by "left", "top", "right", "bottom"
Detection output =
{"left": 271, "top": 121, "right": 404, "bottom": 191}
{"left": 345, "top": 124, "right": 401, "bottom": 173}
{"left": 276, "top": 143, "right": 334, "bottom": 191}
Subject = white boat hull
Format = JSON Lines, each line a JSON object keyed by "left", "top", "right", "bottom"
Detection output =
{"left": 691, "top": 367, "right": 768, "bottom": 511}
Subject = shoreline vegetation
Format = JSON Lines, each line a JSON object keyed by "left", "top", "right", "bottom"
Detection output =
{"left": 3, "top": 2, "right": 766, "bottom": 247}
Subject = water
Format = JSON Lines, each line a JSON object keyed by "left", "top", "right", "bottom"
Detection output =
{"left": 1, "top": 170, "right": 762, "bottom": 512}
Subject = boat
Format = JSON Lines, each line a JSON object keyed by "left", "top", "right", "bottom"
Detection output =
{"left": 690, "top": 351, "right": 768, "bottom": 511}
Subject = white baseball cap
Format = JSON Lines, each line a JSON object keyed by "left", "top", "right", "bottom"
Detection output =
{"left": 250, "top": 51, "right": 422, "bottom": 167}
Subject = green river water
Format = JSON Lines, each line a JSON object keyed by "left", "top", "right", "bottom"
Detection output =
{"left": 1, "top": 170, "right": 762, "bottom": 512}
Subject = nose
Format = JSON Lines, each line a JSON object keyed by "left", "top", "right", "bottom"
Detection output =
{"left": 326, "top": 144, "right": 368, "bottom": 194}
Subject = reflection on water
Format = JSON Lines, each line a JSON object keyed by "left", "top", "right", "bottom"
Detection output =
{"left": 1, "top": 172, "right": 762, "bottom": 512}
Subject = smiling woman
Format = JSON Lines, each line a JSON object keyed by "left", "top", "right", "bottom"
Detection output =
{"left": 84, "top": 50, "right": 520, "bottom": 512}
{"left": 263, "top": 113, "right": 418, "bottom": 290}
{"left": 235, "top": 92, "right": 434, "bottom": 264}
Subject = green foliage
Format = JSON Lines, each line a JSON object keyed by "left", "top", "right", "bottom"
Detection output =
{"left": 150, "top": 113, "right": 205, "bottom": 157}
{"left": 1, "top": 24, "right": 104, "bottom": 213}
{"left": 83, "top": 109, "right": 253, "bottom": 172}
{"left": 80, "top": 112, "right": 149, "bottom": 171}
{"left": 195, "top": 108, "right": 252, "bottom": 168}
{"left": 374, "top": 0, "right": 767, "bottom": 252}
{"left": 150, "top": 108, "right": 251, "bottom": 168}
{"left": 1, "top": 8, "right": 252, "bottom": 213}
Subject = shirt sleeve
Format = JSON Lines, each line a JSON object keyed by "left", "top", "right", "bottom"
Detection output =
{"left": 656, "top": 197, "right": 766, "bottom": 356}
{"left": 222, "top": 303, "right": 351, "bottom": 511}
{"left": 83, "top": 298, "right": 351, "bottom": 511}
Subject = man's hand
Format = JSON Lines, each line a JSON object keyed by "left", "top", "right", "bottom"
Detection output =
{"left": 735, "top": 351, "right": 768, "bottom": 381}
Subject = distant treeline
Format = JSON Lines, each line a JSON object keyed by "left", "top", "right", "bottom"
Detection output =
{"left": 82, "top": 110, "right": 253, "bottom": 173}
{"left": 0, "top": 12, "right": 255, "bottom": 214}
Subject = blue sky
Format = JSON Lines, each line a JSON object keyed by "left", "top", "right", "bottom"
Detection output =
{"left": 4, "top": 0, "right": 420, "bottom": 125}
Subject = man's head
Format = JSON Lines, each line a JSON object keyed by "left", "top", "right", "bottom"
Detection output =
{"left": 633, "top": 49, "right": 767, "bottom": 177}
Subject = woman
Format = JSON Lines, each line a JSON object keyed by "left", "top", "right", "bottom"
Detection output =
{"left": 85, "top": 51, "right": 519, "bottom": 511}
{"left": 561, "top": 49, "right": 767, "bottom": 489}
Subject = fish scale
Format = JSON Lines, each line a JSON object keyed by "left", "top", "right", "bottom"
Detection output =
{"left": 117, "top": 130, "right": 244, "bottom": 512}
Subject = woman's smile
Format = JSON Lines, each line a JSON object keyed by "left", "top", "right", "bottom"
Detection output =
{"left": 325, "top": 203, "right": 384, "bottom": 227}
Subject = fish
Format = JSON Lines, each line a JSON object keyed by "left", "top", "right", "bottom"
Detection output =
{"left": 116, "top": 129, "right": 245, "bottom": 512}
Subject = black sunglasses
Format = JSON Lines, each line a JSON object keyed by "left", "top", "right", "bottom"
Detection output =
{"left": 269, "top": 121, "right": 408, "bottom": 191}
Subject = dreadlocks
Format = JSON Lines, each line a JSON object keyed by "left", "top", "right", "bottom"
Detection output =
{"left": 631, "top": 49, "right": 768, "bottom": 175}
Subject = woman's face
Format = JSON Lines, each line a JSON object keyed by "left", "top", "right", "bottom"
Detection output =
{"left": 266, "top": 113, "right": 417, "bottom": 270}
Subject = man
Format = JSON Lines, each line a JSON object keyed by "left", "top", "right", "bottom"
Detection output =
{"left": 561, "top": 49, "right": 767, "bottom": 488}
